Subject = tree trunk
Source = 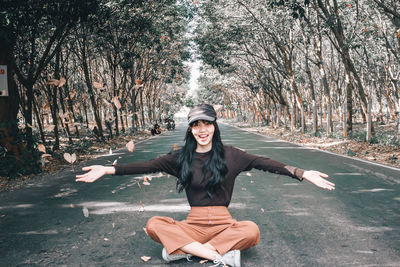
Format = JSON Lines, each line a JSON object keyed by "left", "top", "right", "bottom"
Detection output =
{"left": 343, "top": 101, "right": 347, "bottom": 138}
{"left": 81, "top": 41, "right": 104, "bottom": 140}
{"left": 131, "top": 89, "right": 138, "bottom": 133}
{"left": 313, "top": 100, "right": 317, "bottom": 136}
{"left": 33, "top": 94, "right": 46, "bottom": 144}
{"left": 366, "top": 97, "right": 373, "bottom": 142}
{"left": 345, "top": 72, "right": 353, "bottom": 134}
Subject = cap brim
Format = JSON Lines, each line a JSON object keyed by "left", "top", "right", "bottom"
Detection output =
{"left": 188, "top": 115, "right": 216, "bottom": 125}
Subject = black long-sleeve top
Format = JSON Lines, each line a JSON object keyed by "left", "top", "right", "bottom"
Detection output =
{"left": 114, "top": 146, "right": 304, "bottom": 207}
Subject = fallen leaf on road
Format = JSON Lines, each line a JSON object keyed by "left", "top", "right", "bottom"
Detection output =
{"left": 139, "top": 203, "right": 145, "bottom": 212}
{"left": 82, "top": 207, "right": 89, "bottom": 218}
{"left": 200, "top": 259, "right": 208, "bottom": 264}
{"left": 241, "top": 187, "right": 247, "bottom": 191}
{"left": 250, "top": 180, "right": 254, "bottom": 184}
{"left": 173, "top": 144, "right": 178, "bottom": 150}
{"left": 126, "top": 140, "right": 135, "bottom": 152}
{"left": 104, "top": 238, "right": 109, "bottom": 241}
{"left": 143, "top": 177, "right": 150, "bottom": 185}
{"left": 141, "top": 256, "right": 151, "bottom": 262}
{"left": 261, "top": 208, "right": 265, "bottom": 213}
{"left": 246, "top": 172, "right": 252, "bottom": 176}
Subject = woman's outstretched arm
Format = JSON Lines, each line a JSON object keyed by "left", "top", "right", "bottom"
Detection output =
{"left": 76, "top": 165, "right": 116, "bottom": 183}
{"left": 76, "top": 151, "right": 179, "bottom": 183}
{"left": 301, "top": 170, "right": 335, "bottom": 190}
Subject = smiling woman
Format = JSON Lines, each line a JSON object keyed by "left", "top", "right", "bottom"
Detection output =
{"left": 76, "top": 104, "right": 335, "bottom": 267}
{"left": 191, "top": 120, "right": 215, "bottom": 152}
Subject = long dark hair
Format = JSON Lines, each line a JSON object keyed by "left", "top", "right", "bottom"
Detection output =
{"left": 176, "top": 121, "right": 228, "bottom": 197}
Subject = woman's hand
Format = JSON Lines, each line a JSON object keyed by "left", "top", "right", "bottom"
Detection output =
{"left": 302, "top": 170, "right": 335, "bottom": 190}
{"left": 75, "top": 165, "right": 115, "bottom": 183}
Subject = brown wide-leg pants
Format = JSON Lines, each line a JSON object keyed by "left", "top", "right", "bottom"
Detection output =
{"left": 146, "top": 206, "right": 260, "bottom": 255}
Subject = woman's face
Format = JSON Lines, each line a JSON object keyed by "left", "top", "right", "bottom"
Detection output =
{"left": 191, "top": 120, "right": 215, "bottom": 152}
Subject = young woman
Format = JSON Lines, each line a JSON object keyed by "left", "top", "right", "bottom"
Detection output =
{"left": 76, "top": 104, "right": 335, "bottom": 267}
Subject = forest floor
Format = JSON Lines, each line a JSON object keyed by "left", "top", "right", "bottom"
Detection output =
{"left": 225, "top": 119, "right": 400, "bottom": 171}
{"left": 1, "top": 119, "right": 399, "bottom": 191}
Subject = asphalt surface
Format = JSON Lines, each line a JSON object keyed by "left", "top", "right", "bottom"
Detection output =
{"left": 1, "top": 122, "right": 400, "bottom": 267}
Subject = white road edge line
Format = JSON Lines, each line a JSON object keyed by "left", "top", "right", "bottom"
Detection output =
{"left": 221, "top": 122, "right": 400, "bottom": 173}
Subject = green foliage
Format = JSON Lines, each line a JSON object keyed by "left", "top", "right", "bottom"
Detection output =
{"left": 370, "top": 134, "right": 400, "bottom": 147}
{"left": 349, "top": 131, "right": 367, "bottom": 142}
{"left": 346, "top": 149, "right": 357, "bottom": 157}
{"left": 185, "top": 96, "right": 195, "bottom": 108}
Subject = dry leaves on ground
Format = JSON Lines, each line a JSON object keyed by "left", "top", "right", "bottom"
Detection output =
{"left": 141, "top": 256, "right": 151, "bottom": 262}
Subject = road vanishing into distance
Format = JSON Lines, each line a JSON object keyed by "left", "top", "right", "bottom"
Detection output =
{"left": 1, "top": 122, "right": 399, "bottom": 266}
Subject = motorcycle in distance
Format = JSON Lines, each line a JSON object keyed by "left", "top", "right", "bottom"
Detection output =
{"left": 151, "top": 123, "right": 162, "bottom": 136}
{"left": 165, "top": 118, "right": 175, "bottom": 131}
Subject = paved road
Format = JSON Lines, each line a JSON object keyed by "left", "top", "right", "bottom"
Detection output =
{"left": 1, "top": 123, "right": 400, "bottom": 266}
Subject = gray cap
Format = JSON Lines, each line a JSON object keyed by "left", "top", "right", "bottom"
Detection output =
{"left": 187, "top": 104, "right": 217, "bottom": 125}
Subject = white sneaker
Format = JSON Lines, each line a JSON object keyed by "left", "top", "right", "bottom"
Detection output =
{"left": 211, "top": 250, "right": 241, "bottom": 267}
{"left": 162, "top": 247, "right": 192, "bottom": 262}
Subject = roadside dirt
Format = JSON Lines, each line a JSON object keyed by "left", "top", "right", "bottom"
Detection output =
{"left": 0, "top": 130, "right": 154, "bottom": 192}
{"left": 231, "top": 121, "right": 400, "bottom": 170}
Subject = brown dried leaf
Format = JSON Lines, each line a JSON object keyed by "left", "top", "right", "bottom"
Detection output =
{"left": 126, "top": 140, "right": 135, "bottom": 152}
{"left": 45, "top": 125, "right": 55, "bottom": 132}
{"left": 47, "top": 79, "right": 59, "bottom": 86}
{"left": 173, "top": 144, "right": 178, "bottom": 151}
{"left": 103, "top": 99, "right": 111, "bottom": 106}
{"left": 58, "top": 77, "right": 66, "bottom": 87}
{"left": 43, "top": 103, "right": 50, "bottom": 110}
{"left": 141, "top": 256, "right": 151, "bottom": 262}
{"left": 143, "top": 177, "right": 150, "bottom": 186}
{"left": 93, "top": 81, "right": 104, "bottom": 89}
{"left": 139, "top": 203, "right": 145, "bottom": 212}
{"left": 135, "top": 79, "right": 143, "bottom": 85}
{"left": 38, "top": 144, "right": 46, "bottom": 153}
{"left": 112, "top": 97, "right": 122, "bottom": 109}
{"left": 64, "top": 152, "right": 77, "bottom": 164}
{"left": 69, "top": 90, "right": 76, "bottom": 100}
